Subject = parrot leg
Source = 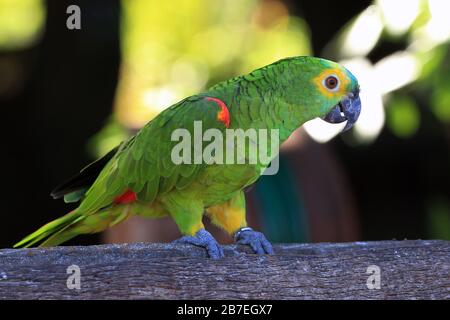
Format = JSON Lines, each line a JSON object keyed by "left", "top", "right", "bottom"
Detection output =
{"left": 173, "top": 229, "right": 224, "bottom": 259}
{"left": 162, "top": 192, "right": 224, "bottom": 259}
{"left": 235, "top": 227, "right": 274, "bottom": 255}
{"left": 206, "top": 191, "right": 274, "bottom": 255}
{"left": 206, "top": 191, "right": 248, "bottom": 234}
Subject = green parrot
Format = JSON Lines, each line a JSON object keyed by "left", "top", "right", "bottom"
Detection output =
{"left": 15, "top": 56, "right": 361, "bottom": 259}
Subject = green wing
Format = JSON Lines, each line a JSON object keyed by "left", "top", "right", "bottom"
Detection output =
{"left": 76, "top": 95, "right": 228, "bottom": 214}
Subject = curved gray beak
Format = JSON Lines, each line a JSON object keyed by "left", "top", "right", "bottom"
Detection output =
{"left": 322, "top": 90, "right": 361, "bottom": 132}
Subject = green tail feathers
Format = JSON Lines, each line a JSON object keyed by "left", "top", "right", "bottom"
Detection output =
{"left": 14, "top": 206, "right": 132, "bottom": 248}
{"left": 14, "top": 210, "right": 84, "bottom": 248}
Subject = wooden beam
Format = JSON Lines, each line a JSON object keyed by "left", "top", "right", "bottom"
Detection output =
{"left": 0, "top": 240, "right": 448, "bottom": 299}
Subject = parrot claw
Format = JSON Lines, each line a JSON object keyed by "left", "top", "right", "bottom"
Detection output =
{"left": 235, "top": 227, "right": 274, "bottom": 255}
{"left": 173, "top": 229, "right": 224, "bottom": 259}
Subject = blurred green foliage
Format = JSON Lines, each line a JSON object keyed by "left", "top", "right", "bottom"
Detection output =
{"left": 427, "top": 197, "right": 450, "bottom": 240}
{"left": 432, "top": 86, "right": 450, "bottom": 124}
{"left": 387, "top": 96, "right": 420, "bottom": 138}
{"left": 0, "top": 0, "right": 45, "bottom": 50}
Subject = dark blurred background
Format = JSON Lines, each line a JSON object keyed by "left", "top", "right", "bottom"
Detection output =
{"left": 0, "top": 0, "right": 449, "bottom": 248}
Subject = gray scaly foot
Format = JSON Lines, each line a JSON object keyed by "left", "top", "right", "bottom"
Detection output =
{"left": 235, "top": 227, "right": 274, "bottom": 255}
{"left": 173, "top": 229, "right": 224, "bottom": 259}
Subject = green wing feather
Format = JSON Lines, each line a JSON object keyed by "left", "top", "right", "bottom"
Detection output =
{"left": 114, "top": 95, "right": 227, "bottom": 201}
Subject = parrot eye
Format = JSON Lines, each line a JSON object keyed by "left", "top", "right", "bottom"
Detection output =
{"left": 324, "top": 76, "right": 340, "bottom": 91}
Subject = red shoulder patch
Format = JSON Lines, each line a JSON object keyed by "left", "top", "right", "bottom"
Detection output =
{"left": 114, "top": 190, "right": 137, "bottom": 205}
{"left": 205, "top": 97, "right": 230, "bottom": 128}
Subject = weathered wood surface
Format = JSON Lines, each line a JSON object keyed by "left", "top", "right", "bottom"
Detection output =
{"left": 0, "top": 240, "right": 448, "bottom": 300}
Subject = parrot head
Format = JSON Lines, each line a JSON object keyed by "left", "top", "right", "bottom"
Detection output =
{"left": 273, "top": 56, "right": 361, "bottom": 132}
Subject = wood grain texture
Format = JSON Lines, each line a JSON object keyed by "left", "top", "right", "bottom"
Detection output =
{"left": 0, "top": 240, "right": 448, "bottom": 300}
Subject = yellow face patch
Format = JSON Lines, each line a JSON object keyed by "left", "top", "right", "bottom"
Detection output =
{"left": 313, "top": 68, "right": 350, "bottom": 99}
